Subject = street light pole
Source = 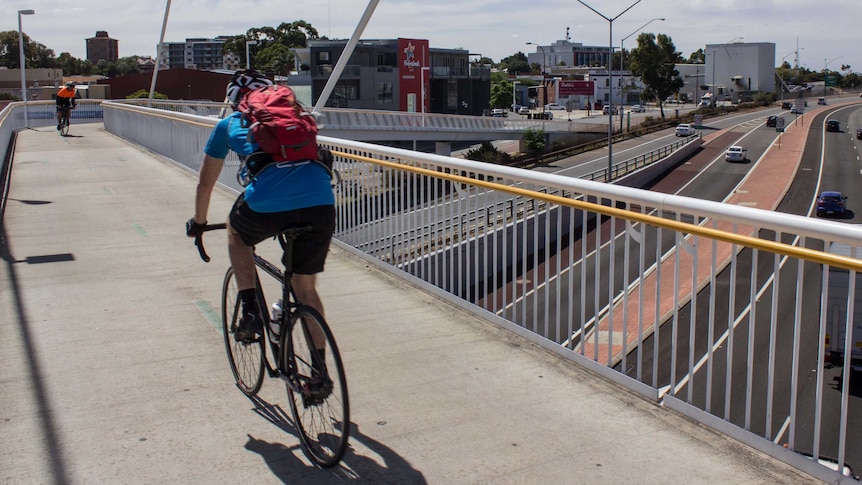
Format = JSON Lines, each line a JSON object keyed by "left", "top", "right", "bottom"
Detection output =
{"left": 619, "top": 17, "right": 664, "bottom": 131}
{"left": 18, "top": 9, "right": 35, "bottom": 128}
{"left": 710, "top": 36, "right": 743, "bottom": 106}
{"left": 245, "top": 40, "right": 258, "bottom": 70}
{"left": 526, "top": 42, "right": 547, "bottom": 117}
{"left": 576, "top": 0, "right": 643, "bottom": 182}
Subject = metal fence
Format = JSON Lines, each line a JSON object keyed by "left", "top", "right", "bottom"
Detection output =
{"left": 13, "top": 99, "right": 861, "bottom": 483}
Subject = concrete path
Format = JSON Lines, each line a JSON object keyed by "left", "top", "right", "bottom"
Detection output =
{"left": 0, "top": 123, "right": 821, "bottom": 484}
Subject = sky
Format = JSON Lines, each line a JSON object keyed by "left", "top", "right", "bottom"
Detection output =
{"left": 5, "top": 0, "right": 860, "bottom": 75}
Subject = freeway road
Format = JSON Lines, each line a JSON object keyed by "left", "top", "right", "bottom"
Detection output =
{"left": 485, "top": 97, "right": 862, "bottom": 472}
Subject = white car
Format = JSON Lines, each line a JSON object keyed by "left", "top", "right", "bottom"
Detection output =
{"left": 725, "top": 145, "right": 747, "bottom": 162}
{"left": 675, "top": 123, "right": 695, "bottom": 136}
{"left": 545, "top": 103, "right": 565, "bottom": 110}
{"left": 518, "top": 106, "right": 531, "bottom": 115}
{"left": 630, "top": 104, "right": 645, "bottom": 113}
{"left": 602, "top": 105, "right": 618, "bottom": 115}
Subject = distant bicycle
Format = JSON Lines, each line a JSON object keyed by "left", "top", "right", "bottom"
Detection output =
{"left": 57, "top": 106, "right": 73, "bottom": 136}
{"left": 193, "top": 222, "right": 350, "bottom": 468}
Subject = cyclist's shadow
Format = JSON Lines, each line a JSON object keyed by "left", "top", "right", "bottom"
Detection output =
{"left": 245, "top": 395, "right": 427, "bottom": 483}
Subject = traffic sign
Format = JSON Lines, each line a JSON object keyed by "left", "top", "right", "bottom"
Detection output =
{"left": 776, "top": 117, "right": 786, "bottom": 131}
{"left": 693, "top": 114, "right": 703, "bottom": 129}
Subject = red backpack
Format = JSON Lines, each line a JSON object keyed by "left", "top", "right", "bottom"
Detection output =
{"left": 238, "top": 84, "right": 318, "bottom": 163}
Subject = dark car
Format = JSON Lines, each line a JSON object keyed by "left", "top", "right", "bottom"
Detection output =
{"left": 781, "top": 101, "right": 792, "bottom": 109}
{"left": 826, "top": 119, "right": 840, "bottom": 132}
{"left": 816, "top": 191, "right": 847, "bottom": 218}
{"left": 766, "top": 115, "right": 777, "bottom": 127}
{"left": 857, "top": 128, "right": 862, "bottom": 140}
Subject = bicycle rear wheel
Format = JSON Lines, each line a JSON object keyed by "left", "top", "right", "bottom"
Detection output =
{"left": 60, "top": 114, "right": 70, "bottom": 136}
{"left": 222, "top": 267, "right": 265, "bottom": 395}
{"left": 284, "top": 306, "right": 349, "bottom": 467}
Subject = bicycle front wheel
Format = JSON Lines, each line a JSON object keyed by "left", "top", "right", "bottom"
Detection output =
{"left": 60, "top": 115, "right": 70, "bottom": 136}
{"left": 284, "top": 306, "right": 350, "bottom": 468}
{"left": 222, "top": 267, "right": 265, "bottom": 395}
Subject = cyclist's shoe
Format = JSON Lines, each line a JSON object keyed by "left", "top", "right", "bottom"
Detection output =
{"left": 302, "top": 377, "right": 332, "bottom": 406}
{"left": 234, "top": 312, "right": 263, "bottom": 342}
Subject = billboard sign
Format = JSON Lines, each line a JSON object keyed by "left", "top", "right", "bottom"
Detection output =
{"left": 559, "top": 80, "right": 594, "bottom": 96}
{"left": 398, "top": 38, "right": 429, "bottom": 113}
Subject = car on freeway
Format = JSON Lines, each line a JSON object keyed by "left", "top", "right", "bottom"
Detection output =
{"left": 816, "top": 191, "right": 848, "bottom": 218}
{"left": 675, "top": 123, "right": 695, "bottom": 136}
{"left": 766, "top": 115, "right": 778, "bottom": 127}
{"left": 781, "top": 101, "right": 792, "bottom": 109}
{"left": 857, "top": 128, "right": 862, "bottom": 140}
{"left": 630, "top": 104, "right": 645, "bottom": 113}
{"left": 518, "top": 106, "right": 531, "bottom": 115}
{"left": 725, "top": 146, "right": 747, "bottom": 162}
{"left": 545, "top": 103, "right": 565, "bottom": 110}
{"left": 818, "top": 97, "right": 827, "bottom": 105}
{"left": 826, "top": 119, "right": 840, "bottom": 132}
{"left": 790, "top": 105, "right": 803, "bottom": 114}
{"left": 601, "top": 105, "right": 618, "bottom": 115}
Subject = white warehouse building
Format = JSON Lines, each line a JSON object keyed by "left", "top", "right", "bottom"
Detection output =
{"left": 704, "top": 41, "right": 776, "bottom": 101}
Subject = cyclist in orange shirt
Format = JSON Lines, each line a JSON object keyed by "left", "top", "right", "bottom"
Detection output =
{"left": 56, "top": 82, "right": 77, "bottom": 130}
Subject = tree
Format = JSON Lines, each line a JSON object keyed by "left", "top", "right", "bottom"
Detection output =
{"left": 126, "top": 89, "right": 167, "bottom": 99}
{"left": 56, "top": 52, "right": 92, "bottom": 76}
{"left": 490, "top": 79, "right": 514, "bottom": 109}
{"left": 0, "top": 30, "right": 54, "bottom": 68}
{"left": 499, "top": 52, "right": 531, "bottom": 75}
{"left": 688, "top": 49, "right": 705, "bottom": 64}
{"left": 628, "top": 33, "right": 684, "bottom": 118}
{"left": 523, "top": 128, "right": 545, "bottom": 154}
{"left": 222, "top": 21, "right": 320, "bottom": 70}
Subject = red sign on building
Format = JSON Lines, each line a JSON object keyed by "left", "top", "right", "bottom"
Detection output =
{"left": 559, "top": 80, "right": 594, "bottom": 96}
{"left": 398, "top": 38, "right": 430, "bottom": 113}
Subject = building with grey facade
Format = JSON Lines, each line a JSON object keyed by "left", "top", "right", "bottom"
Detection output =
{"left": 290, "top": 38, "right": 490, "bottom": 116}
{"left": 158, "top": 36, "right": 239, "bottom": 70}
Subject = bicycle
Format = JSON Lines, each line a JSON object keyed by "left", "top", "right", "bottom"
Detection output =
{"left": 194, "top": 222, "right": 350, "bottom": 467}
{"left": 57, "top": 106, "right": 73, "bottom": 136}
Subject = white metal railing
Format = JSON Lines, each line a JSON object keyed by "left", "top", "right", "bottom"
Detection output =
{"left": 73, "top": 101, "right": 862, "bottom": 482}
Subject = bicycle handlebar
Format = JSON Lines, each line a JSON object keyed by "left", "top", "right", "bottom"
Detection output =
{"left": 194, "top": 223, "right": 227, "bottom": 262}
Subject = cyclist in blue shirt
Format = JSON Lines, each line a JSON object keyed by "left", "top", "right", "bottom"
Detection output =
{"left": 186, "top": 70, "right": 335, "bottom": 342}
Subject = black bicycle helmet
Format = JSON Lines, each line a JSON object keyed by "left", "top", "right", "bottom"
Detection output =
{"left": 226, "top": 69, "right": 272, "bottom": 108}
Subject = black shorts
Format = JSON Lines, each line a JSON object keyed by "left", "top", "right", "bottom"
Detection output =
{"left": 229, "top": 194, "right": 335, "bottom": 275}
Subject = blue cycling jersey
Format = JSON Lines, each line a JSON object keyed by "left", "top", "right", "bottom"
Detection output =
{"left": 204, "top": 112, "right": 334, "bottom": 213}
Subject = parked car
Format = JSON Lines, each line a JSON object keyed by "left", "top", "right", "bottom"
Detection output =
{"left": 490, "top": 108, "right": 508, "bottom": 117}
{"left": 675, "top": 123, "right": 695, "bottom": 136}
{"left": 601, "top": 105, "right": 618, "bottom": 115}
{"left": 725, "top": 145, "right": 747, "bottom": 162}
{"left": 630, "top": 104, "right": 645, "bottom": 113}
{"left": 857, "top": 128, "right": 862, "bottom": 140}
{"left": 518, "top": 106, "right": 531, "bottom": 115}
{"left": 817, "top": 191, "right": 848, "bottom": 218}
{"left": 766, "top": 115, "right": 778, "bottom": 127}
{"left": 545, "top": 103, "right": 565, "bottom": 110}
{"left": 826, "top": 119, "right": 840, "bottom": 132}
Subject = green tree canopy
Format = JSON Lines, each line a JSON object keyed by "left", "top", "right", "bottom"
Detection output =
{"left": 0, "top": 30, "right": 54, "bottom": 68}
{"left": 628, "top": 33, "right": 684, "bottom": 118}
{"left": 222, "top": 21, "right": 321, "bottom": 74}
